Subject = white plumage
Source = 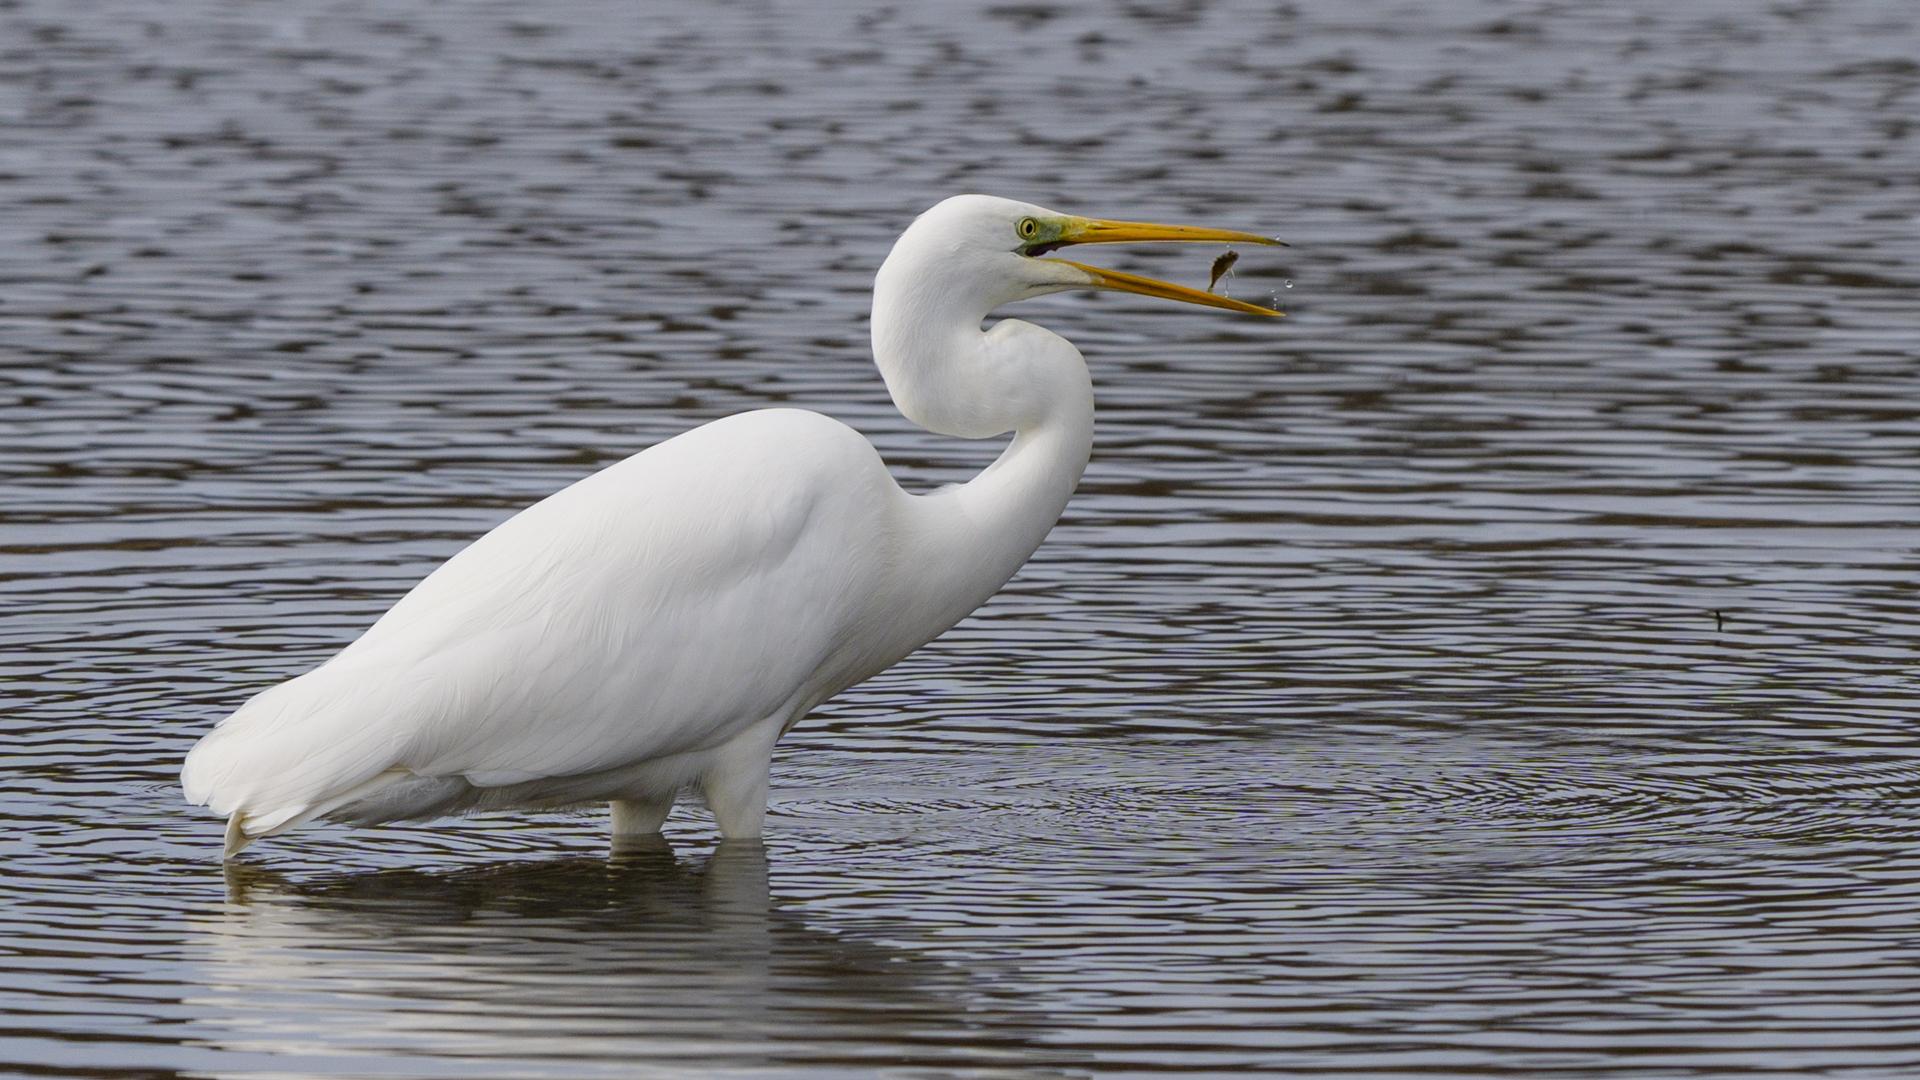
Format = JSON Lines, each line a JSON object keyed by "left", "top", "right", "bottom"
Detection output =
{"left": 182, "top": 194, "right": 1281, "bottom": 857}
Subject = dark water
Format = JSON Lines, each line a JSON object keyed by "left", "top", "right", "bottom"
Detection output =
{"left": 5, "top": 0, "right": 1919, "bottom": 1075}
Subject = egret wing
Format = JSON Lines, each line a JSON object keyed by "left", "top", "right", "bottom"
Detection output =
{"left": 182, "top": 409, "right": 900, "bottom": 834}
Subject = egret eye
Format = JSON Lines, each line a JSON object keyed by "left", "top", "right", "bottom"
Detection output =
{"left": 1016, "top": 217, "right": 1040, "bottom": 241}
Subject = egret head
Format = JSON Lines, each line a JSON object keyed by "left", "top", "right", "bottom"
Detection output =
{"left": 880, "top": 194, "right": 1284, "bottom": 321}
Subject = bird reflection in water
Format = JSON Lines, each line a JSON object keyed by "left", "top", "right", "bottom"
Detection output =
{"left": 200, "top": 840, "right": 1054, "bottom": 1076}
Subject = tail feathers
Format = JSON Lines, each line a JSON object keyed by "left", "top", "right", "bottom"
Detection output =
{"left": 216, "top": 767, "right": 416, "bottom": 859}
{"left": 223, "top": 812, "right": 251, "bottom": 859}
{"left": 183, "top": 662, "right": 432, "bottom": 858}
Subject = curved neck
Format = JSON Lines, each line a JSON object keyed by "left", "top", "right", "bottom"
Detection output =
{"left": 944, "top": 372, "right": 1092, "bottom": 587}
{"left": 870, "top": 259, "right": 1095, "bottom": 621}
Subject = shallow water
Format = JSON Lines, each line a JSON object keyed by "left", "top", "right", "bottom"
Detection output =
{"left": 5, "top": 0, "right": 1920, "bottom": 1076}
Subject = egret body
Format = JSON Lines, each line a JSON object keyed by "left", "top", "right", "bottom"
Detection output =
{"left": 182, "top": 195, "right": 1281, "bottom": 857}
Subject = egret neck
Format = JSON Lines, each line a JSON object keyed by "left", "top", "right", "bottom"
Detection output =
{"left": 870, "top": 243, "right": 1095, "bottom": 623}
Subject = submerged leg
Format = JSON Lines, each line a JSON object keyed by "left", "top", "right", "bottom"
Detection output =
{"left": 699, "top": 717, "right": 783, "bottom": 840}
{"left": 610, "top": 794, "right": 675, "bottom": 838}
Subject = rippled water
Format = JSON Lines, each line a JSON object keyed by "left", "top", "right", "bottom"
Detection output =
{"left": 5, "top": 0, "right": 1920, "bottom": 1076}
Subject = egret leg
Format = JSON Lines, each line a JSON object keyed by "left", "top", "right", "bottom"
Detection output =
{"left": 704, "top": 840, "right": 770, "bottom": 926}
{"left": 610, "top": 794, "right": 674, "bottom": 838}
{"left": 699, "top": 718, "right": 782, "bottom": 840}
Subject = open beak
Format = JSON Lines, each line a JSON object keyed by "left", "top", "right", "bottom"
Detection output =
{"left": 1039, "top": 217, "right": 1286, "bottom": 317}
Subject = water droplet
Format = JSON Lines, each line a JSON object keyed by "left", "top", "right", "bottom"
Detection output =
{"left": 1284, "top": 280, "right": 1294, "bottom": 289}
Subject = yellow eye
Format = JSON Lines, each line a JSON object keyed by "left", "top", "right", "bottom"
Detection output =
{"left": 1017, "top": 217, "right": 1040, "bottom": 240}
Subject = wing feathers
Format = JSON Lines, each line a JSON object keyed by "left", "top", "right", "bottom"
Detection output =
{"left": 181, "top": 409, "right": 899, "bottom": 850}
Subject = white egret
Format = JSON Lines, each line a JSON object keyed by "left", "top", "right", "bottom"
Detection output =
{"left": 182, "top": 194, "right": 1282, "bottom": 857}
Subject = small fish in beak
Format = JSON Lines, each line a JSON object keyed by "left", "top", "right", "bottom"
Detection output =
{"left": 1207, "top": 250, "right": 1240, "bottom": 295}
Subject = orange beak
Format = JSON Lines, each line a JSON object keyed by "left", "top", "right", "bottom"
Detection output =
{"left": 1039, "top": 217, "right": 1285, "bottom": 317}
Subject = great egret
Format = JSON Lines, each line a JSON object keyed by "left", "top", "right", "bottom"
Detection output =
{"left": 182, "top": 194, "right": 1282, "bottom": 857}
